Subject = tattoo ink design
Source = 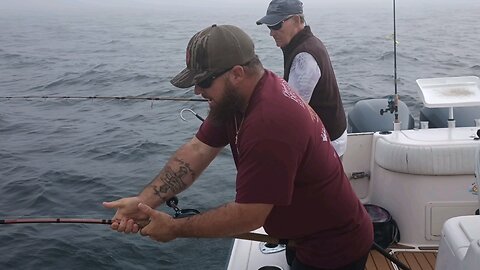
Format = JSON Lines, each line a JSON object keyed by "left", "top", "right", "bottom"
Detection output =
{"left": 151, "top": 158, "right": 195, "bottom": 199}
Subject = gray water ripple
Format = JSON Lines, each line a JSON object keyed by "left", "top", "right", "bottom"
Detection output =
{"left": 0, "top": 227, "right": 165, "bottom": 269}
{"left": 88, "top": 140, "right": 165, "bottom": 163}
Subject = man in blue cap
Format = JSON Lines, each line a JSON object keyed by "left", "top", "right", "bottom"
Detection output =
{"left": 257, "top": 0, "right": 348, "bottom": 159}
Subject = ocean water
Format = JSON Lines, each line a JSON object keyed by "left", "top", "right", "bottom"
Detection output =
{"left": 0, "top": 0, "right": 479, "bottom": 269}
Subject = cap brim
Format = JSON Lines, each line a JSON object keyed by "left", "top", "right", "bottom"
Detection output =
{"left": 171, "top": 68, "right": 199, "bottom": 88}
{"left": 256, "top": 14, "right": 286, "bottom": 26}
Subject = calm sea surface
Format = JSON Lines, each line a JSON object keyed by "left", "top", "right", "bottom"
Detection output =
{"left": 1, "top": 0, "right": 479, "bottom": 269}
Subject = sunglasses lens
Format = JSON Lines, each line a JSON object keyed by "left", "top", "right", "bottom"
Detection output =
{"left": 268, "top": 22, "right": 283, "bottom": 31}
{"left": 195, "top": 68, "right": 232, "bottom": 89}
{"left": 197, "top": 76, "right": 213, "bottom": 89}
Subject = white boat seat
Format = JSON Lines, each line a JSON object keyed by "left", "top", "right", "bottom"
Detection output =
{"left": 375, "top": 138, "right": 477, "bottom": 175}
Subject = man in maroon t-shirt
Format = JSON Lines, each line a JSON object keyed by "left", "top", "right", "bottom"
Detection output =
{"left": 104, "top": 24, "right": 373, "bottom": 270}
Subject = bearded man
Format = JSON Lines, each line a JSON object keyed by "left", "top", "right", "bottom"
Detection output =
{"left": 103, "top": 24, "right": 372, "bottom": 270}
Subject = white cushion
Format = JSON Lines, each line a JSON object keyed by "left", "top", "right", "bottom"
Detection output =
{"left": 375, "top": 138, "right": 477, "bottom": 175}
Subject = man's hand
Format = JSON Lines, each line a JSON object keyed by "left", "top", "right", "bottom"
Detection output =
{"left": 138, "top": 203, "right": 177, "bottom": 242}
{"left": 103, "top": 197, "right": 150, "bottom": 233}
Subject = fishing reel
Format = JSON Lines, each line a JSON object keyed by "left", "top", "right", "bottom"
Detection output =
{"left": 380, "top": 96, "right": 396, "bottom": 115}
{"left": 166, "top": 196, "right": 200, "bottom": 219}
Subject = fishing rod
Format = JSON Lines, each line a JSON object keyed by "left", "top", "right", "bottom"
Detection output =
{"left": 0, "top": 197, "right": 192, "bottom": 226}
{"left": 0, "top": 220, "right": 410, "bottom": 269}
{"left": 393, "top": 0, "right": 399, "bottom": 125}
{"left": 0, "top": 197, "right": 281, "bottom": 246}
{"left": 0, "top": 219, "right": 284, "bottom": 244}
{"left": 0, "top": 198, "right": 411, "bottom": 269}
{"left": 380, "top": 0, "right": 401, "bottom": 130}
{"left": 0, "top": 95, "right": 207, "bottom": 102}
{"left": 372, "top": 242, "right": 411, "bottom": 270}
{"left": 0, "top": 218, "right": 113, "bottom": 225}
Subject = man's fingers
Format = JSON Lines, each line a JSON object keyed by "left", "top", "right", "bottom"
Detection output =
{"left": 136, "top": 219, "right": 150, "bottom": 228}
{"left": 132, "top": 223, "right": 140, "bottom": 233}
{"left": 125, "top": 219, "right": 136, "bottom": 233}
{"left": 110, "top": 220, "right": 120, "bottom": 230}
{"left": 117, "top": 218, "right": 128, "bottom": 232}
{"left": 137, "top": 203, "right": 153, "bottom": 237}
{"left": 139, "top": 227, "right": 148, "bottom": 236}
{"left": 102, "top": 200, "right": 120, "bottom": 209}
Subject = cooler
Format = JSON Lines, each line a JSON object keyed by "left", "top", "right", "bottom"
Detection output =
{"left": 436, "top": 215, "right": 480, "bottom": 270}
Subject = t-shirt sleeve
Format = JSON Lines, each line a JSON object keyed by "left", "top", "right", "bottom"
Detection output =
{"left": 195, "top": 118, "right": 229, "bottom": 148}
{"left": 235, "top": 138, "right": 300, "bottom": 206}
{"left": 288, "top": 52, "right": 321, "bottom": 102}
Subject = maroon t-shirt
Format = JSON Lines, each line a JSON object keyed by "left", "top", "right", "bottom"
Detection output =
{"left": 196, "top": 70, "right": 373, "bottom": 268}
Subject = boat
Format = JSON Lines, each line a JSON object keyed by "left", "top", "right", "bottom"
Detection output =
{"left": 226, "top": 0, "right": 480, "bottom": 267}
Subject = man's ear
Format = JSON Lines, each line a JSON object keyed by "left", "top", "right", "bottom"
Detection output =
{"left": 228, "top": 65, "right": 246, "bottom": 85}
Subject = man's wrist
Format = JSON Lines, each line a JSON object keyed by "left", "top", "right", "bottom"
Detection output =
{"left": 138, "top": 188, "right": 164, "bottom": 208}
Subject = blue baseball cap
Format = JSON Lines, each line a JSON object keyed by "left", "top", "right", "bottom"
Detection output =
{"left": 256, "top": 0, "right": 303, "bottom": 26}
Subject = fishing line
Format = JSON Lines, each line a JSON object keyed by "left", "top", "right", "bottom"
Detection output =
{"left": 0, "top": 95, "right": 207, "bottom": 102}
{"left": 1, "top": 94, "right": 208, "bottom": 120}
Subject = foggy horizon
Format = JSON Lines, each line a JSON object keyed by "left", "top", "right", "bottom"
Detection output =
{"left": 3, "top": 0, "right": 474, "bottom": 14}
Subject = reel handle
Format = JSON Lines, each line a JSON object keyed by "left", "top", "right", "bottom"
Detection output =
{"left": 166, "top": 196, "right": 179, "bottom": 209}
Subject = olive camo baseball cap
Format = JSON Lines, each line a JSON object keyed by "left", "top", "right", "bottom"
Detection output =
{"left": 256, "top": 0, "right": 303, "bottom": 26}
{"left": 171, "top": 24, "right": 255, "bottom": 88}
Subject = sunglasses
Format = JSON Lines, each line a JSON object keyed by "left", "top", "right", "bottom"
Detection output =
{"left": 267, "top": 16, "right": 294, "bottom": 31}
{"left": 196, "top": 68, "right": 232, "bottom": 89}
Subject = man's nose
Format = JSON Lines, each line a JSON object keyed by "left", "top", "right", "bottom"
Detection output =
{"left": 194, "top": 85, "right": 202, "bottom": 95}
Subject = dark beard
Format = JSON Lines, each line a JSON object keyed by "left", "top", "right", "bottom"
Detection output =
{"left": 208, "top": 80, "right": 244, "bottom": 124}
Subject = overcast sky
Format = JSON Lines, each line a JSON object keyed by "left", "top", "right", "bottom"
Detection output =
{"left": 2, "top": 0, "right": 469, "bottom": 11}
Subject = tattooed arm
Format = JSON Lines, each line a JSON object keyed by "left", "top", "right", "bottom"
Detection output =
{"left": 139, "top": 136, "right": 221, "bottom": 207}
{"left": 103, "top": 136, "right": 222, "bottom": 233}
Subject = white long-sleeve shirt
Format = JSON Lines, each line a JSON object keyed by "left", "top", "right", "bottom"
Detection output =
{"left": 288, "top": 52, "right": 347, "bottom": 157}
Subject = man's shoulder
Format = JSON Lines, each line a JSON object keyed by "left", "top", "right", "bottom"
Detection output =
{"left": 250, "top": 81, "right": 312, "bottom": 130}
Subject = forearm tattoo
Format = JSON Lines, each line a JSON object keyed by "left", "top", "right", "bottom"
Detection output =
{"left": 151, "top": 157, "right": 196, "bottom": 199}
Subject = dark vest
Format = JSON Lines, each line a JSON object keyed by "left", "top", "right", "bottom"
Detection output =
{"left": 282, "top": 26, "right": 346, "bottom": 141}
